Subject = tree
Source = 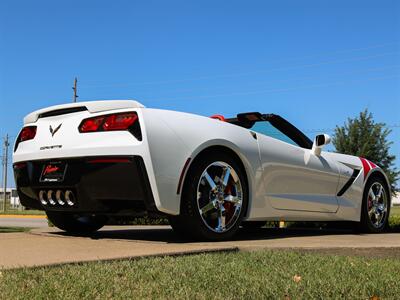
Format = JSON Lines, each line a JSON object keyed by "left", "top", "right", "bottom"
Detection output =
{"left": 332, "top": 109, "right": 399, "bottom": 195}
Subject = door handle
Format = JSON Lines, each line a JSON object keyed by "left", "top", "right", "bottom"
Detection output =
{"left": 250, "top": 131, "right": 257, "bottom": 140}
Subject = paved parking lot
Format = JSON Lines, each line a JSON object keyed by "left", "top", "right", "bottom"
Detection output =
{"left": 1, "top": 225, "right": 400, "bottom": 269}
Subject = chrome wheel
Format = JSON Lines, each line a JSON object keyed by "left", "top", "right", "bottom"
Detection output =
{"left": 367, "top": 182, "right": 388, "bottom": 229}
{"left": 196, "top": 161, "right": 243, "bottom": 233}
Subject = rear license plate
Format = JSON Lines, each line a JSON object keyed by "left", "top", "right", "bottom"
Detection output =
{"left": 40, "top": 162, "right": 67, "bottom": 182}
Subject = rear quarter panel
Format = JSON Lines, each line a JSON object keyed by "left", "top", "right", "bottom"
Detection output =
{"left": 142, "top": 108, "right": 263, "bottom": 216}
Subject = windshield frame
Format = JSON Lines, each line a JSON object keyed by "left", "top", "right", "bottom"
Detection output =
{"left": 226, "top": 112, "right": 313, "bottom": 149}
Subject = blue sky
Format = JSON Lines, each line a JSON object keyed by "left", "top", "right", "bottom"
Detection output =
{"left": 1, "top": 0, "right": 399, "bottom": 187}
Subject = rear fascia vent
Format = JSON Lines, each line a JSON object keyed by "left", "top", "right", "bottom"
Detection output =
{"left": 39, "top": 106, "right": 88, "bottom": 119}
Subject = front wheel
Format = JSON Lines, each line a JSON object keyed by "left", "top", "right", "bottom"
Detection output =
{"left": 175, "top": 152, "right": 248, "bottom": 241}
{"left": 359, "top": 177, "right": 390, "bottom": 233}
{"left": 46, "top": 211, "right": 107, "bottom": 234}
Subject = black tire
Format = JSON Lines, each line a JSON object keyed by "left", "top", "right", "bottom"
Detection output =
{"left": 168, "top": 215, "right": 191, "bottom": 238}
{"left": 241, "top": 221, "right": 266, "bottom": 229}
{"left": 359, "top": 176, "right": 390, "bottom": 233}
{"left": 46, "top": 211, "right": 107, "bottom": 234}
{"left": 174, "top": 151, "right": 249, "bottom": 241}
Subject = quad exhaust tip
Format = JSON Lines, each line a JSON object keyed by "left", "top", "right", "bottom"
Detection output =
{"left": 47, "top": 190, "right": 56, "bottom": 205}
{"left": 65, "top": 190, "right": 75, "bottom": 206}
{"left": 39, "top": 190, "right": 75, "bottom": 206}
{"left": 55, "top": 190, "right": 65, "bottom": 206}
{"left": 38, "top": 190, "right": 47, "bottom": 205}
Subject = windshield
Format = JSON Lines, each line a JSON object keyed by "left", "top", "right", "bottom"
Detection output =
{"left": 226, "top": 112, "right": 312, "bottom": 149}
{"left": 251, "top": 121, "right": 298, "bottom": 146}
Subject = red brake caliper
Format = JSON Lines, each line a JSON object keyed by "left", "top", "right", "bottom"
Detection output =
{"left": 224, "top": 184, "right": 235, "bottom": 223}
{"left": 368, "top": 195, "right": 372, "bottom": 210}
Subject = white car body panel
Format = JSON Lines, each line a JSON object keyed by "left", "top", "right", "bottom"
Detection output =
{"left": 257, "top": 135, "right": 340, "bottom": 213}
{"left": 24, "top": 100, "right": 144, "bottom": 124}
{"left": 13, "top": 100, "right": 390, "bottom": 222}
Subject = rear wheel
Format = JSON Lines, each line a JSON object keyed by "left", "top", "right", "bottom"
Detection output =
{"left": 174, "top": 152, "right": 248, "bottom": 241}
{"left": 46, "top": 211, "right": 107, "bottom": 234}
{"left": 359, "top": 177, "right": 390, "bottom": 233}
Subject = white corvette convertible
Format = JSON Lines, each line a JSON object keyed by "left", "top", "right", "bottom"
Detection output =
{"left": 13, "top": 100, "right": 391, "bottom": 240}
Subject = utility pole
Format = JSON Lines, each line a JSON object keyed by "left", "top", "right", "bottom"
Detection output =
{"left": 2, "top": 134, "right": 9, "bottom": 212}
{"left": 72, "top": 77, "right": 78, "bottom": 102}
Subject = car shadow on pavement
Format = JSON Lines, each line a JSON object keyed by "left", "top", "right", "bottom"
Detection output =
{"left": 47, "top": 226, "right": 371, "bottom": 244}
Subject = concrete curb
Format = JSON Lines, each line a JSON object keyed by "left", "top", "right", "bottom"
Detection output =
{"left": 2, "top": 226, "right": 400, "bottom": 270}
{"left": 2, "top": 246, "right": 239, "bottom": 270}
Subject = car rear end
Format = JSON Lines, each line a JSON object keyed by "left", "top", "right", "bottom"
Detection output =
{"left": 13, "top": 100, "right": 159, "bottom": 216}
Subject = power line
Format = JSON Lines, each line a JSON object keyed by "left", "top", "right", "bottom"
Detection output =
{"left": 148, "top": 74, "right": 400, "bottom": 101}
{"left": 80, "top": 47, "right": 400, "bottom": 89}
{"left": 128, "top": 64, "right": 400, "bottom": 96}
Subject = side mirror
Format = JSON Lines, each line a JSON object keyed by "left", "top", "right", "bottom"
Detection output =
{"left": 311, "top": 134, "right": 331, "bottom": 156}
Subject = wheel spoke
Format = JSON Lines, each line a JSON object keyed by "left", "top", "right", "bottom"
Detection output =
{"left": 374, "top": 213, "right": 381, "bottom": 225}
{"left": 199, "top": 200, "right": 216, "bottom": 215}
{"left": 224, "top": 195, "right": 241, "bottom": 204}
{"left": 377, "top": 203, "right": 387, "bottom": 214}
{"left": 221, "top": 167, "right": 231, "bottom": 187}
{"left": 216, "top": 204, "right": 226, "bottom": 232}
{"left": 368, "top": 207, "right": 375, "bottom": 217}
{"left": 369, "top": 189, "right": 376, "bottom": 201}
{"left": 376, "top": 185, "right": 383, "bottom": 200}
{"left": 204, "top": 171, "right": 217, "bottom": 190}
{"left": 232, "top": 205, "right": 242, "bottom": 219}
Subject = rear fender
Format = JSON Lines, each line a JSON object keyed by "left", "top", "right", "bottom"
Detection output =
{"left": 181, "top": 139, "right": 259, "bottom": 218}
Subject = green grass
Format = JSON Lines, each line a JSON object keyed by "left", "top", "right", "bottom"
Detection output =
{"left": 0, "top": 209, "right": 45, "bottom": 215}
{"left": 1, "top": 250, "right": 400, "bottom": 299}
{"left": 389, "top": 206, "right": 400, "bottom": 229}
{"left": 0, "top": 226, "right": 30, "bottom": 233}
{"left": 391, "top": 206, "right": 400, "bottom": 216}
{"left": 0, "top": 202, "right": 45, "bottom": 215}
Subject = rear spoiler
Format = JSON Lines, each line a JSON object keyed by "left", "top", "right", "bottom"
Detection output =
{"left": 24, "top": 100, "right": 145, "bottom": 125}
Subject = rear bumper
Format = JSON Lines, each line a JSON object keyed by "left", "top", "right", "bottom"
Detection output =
{"left": 13, "top": 156, "right": 159, "bottom": 215}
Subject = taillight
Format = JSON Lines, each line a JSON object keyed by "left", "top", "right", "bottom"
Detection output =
{"left": 103, "top": 113, "right": 138, "bottom": 131}
{"left": 79, "top": 116, "right": 105, "bottom": 132}
{"left": 78, "top": 112, "right": 141, "bottom": 140}
{"left": 19, "top": 126, "right": 37, "bottom": 141}
{"left": 14, "top": 126, "right": 37, "bottom": 151}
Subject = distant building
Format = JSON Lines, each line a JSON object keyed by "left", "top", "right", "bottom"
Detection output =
{"left": 392, "top": 193, "right": 400, "bottom": 206}
{"left": 0, "top": 188, "right": 20, "bottom": 208}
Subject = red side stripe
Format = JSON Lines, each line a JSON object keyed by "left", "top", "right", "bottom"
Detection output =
{"left": 360, "top": 157, "right": 378, "bottom": 181}
{"left": 360, "top": 157, "right": 371, "bottom": 180}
